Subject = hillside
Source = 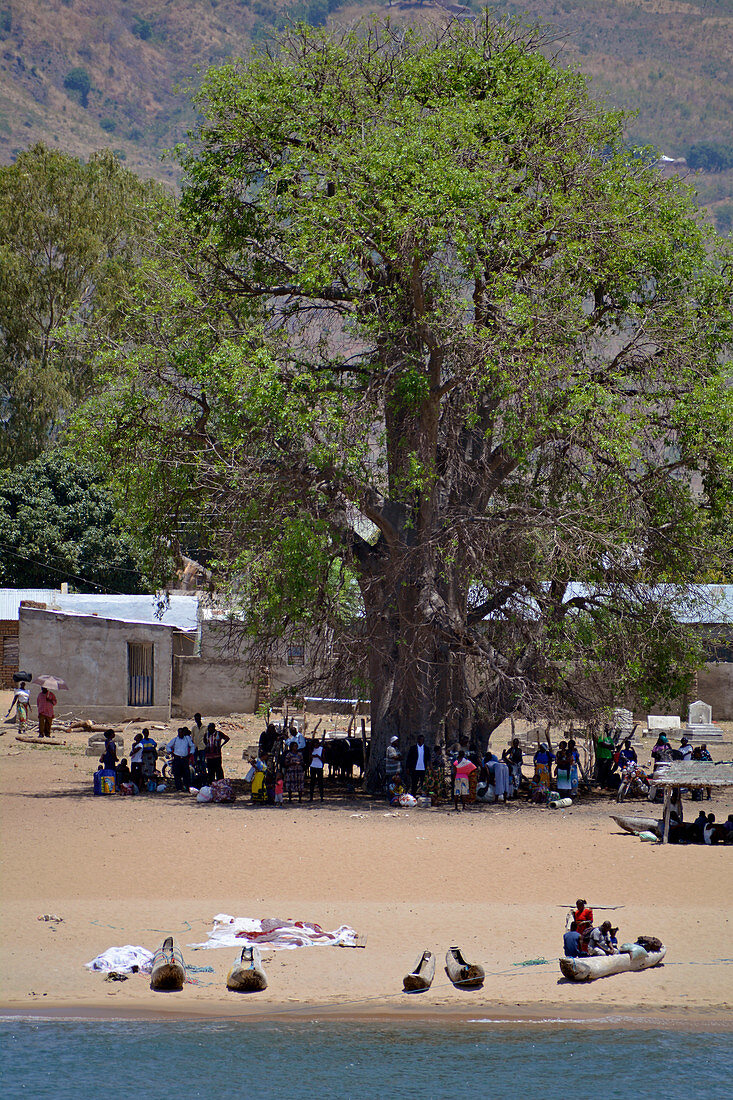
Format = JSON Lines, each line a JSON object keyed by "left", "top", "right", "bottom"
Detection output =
{"left": 1, "top": 0, "right": 731, "bottom": 217}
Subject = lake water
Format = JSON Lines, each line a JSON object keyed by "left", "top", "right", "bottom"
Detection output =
{"left": 1, "top": 1019, "right": 731, "bottom": 1099}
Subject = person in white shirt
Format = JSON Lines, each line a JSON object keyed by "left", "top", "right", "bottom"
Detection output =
{"left": 5, "top": 682, "right": 30, "bottom": 733}
{"left": 678, "top": 737, "right": 693, "bottom": 761}
{"left": 166, "top": 728, "right": 196, "bottom": 791}
{"left": 309, "top": 737, "right": 326, "bottom": 802}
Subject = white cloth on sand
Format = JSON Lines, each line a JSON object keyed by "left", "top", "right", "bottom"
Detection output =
{"left": 85, "top": 945, "right": 154, "bottom": 973}
{"left": 188, "top": 914, "right": 359, "bottom": 951}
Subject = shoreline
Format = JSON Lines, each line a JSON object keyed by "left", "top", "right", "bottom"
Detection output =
{"left": 2, "top": 1000, "right": 733, "bottom": 1031}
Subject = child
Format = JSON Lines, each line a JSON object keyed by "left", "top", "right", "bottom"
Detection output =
{"left": 274, "top": 772, "right": 284, "bottom": 806}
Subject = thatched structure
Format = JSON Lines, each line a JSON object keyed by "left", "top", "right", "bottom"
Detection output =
{"left": 655, "top": 762, "right": 733, "bottom": 843}
{"left": 656, "top": 762, "right": 733, "bottom": 790}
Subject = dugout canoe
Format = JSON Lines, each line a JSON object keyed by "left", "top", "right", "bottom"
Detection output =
{"left": 226, "top": 945, "right": 268, "bottom": 992}
{"left": 559, "top": 945, "right": 666, "bottom": 983}
{"left": 403, "top": 950, "right": 436, "bottom": 992}
{"left": 610, "top": 814, "right": 660, "bottom": 836}
{"left": 149, "top": 936, "right": 186, "bottom": 992}
{"left": 445, "top": 946, "right": 484, "bottom": 989}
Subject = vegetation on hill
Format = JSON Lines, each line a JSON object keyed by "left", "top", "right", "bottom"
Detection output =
{"left": 0, "top": 2, "right": 731, "bottom": 218}
{"left": 0, "top": 143, "right": 165, "bottom": 468}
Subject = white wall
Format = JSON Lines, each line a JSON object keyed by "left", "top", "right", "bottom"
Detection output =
{"left": 19, "top": 607, "right": 174, "bottom": 722}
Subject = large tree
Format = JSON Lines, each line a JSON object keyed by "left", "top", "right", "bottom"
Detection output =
{"left": 80, "top": 17, "right": 732, "bottom": 783}
{"left": 0, "top": 144, "right": 165, "bottom": 467}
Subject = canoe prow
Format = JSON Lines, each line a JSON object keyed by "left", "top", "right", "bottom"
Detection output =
{"left": 610, "top": 814, "right": 660, "bottom": 836}
{"left": 226, "top": 945, "right": 268, "bottom": 992}
{"left": 150, "top": 936, "right": 186, "bottom": 992}
{"left": 445, "top": 946, "right": 484, "bottom": 989}
{"left": 403, "top": 950, "right": 436, "bottom": 992}
{"left": 560, "top": 945, "right": 666, "bottom": 982}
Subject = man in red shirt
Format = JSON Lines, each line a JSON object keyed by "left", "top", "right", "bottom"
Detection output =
{"left": 36, "top": 687, "right": 57, "bottom": 738}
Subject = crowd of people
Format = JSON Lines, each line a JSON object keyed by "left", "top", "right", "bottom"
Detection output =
{"left": 249, "top": 721, "right": 327, "bottom": 804}
{"left": 95, "top": 714, "right": 231, "bottom": 794}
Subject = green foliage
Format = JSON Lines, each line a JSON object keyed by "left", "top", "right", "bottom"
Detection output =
{"left": 0, "top": 143, "right": 165, "bottom": 468}
{"left": 100, "top": 117, "right": 116, "bottom": 133}
{"left": 688, "top": 141, "right": 733, "bottom": 173}
{"left": 81, "top": 17, "right": 733, "bottom": 737}
{"left": 0, "top": 450, "right": 147, "bottom": 592}
{"left": 63, "top": 67, "right": 91, "bottom": 108}
{"left": 715, "top": 203, "right": 733, "bottom": 235}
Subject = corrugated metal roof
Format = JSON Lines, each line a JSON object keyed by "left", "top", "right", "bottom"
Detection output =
{"left": 54, "top": 593, "right": 199, "bottom": 630}
{"left": 0, "top": 589, "right": 59, "bottom": 621}
{"left": 2, "top": 588, "right": 198, "bottom": 630}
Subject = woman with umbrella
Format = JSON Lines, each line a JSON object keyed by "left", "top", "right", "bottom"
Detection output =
{"left": 33, "top": 675, "right": 68, "bottom": 739}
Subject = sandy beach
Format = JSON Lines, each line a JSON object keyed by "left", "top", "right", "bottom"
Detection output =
{"left": 1, "top": 703, "right": 732, "bottom": 1027}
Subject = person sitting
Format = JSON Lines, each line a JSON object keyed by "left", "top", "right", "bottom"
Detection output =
{"left": 387, "top": 772, "right": 405, "bottom": 804}
{"left": 563, "top": 921, "right": 583, "bottom": 958}
{"left": 651, "top": 734, "right": 673, "bottom": 765}
{"left": 724, "top": 814, "right": 733, "bottom": 845}
{"left": 115, "top": 758, "right": 132, "bottom": 787}
{"left": 588, "top": 921, "right": 616, "bottom": 956}
{"left": 618, "top": 739, "right": 637, "bottom": 768}
{"left": 678, "top": 736, "right": 693, "bottom": 761}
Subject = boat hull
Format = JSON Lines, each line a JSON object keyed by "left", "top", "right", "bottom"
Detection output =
{"left": 150, "top": 937, "right": 186, "bottom": 992}
{"left": 445, "top": 947, "right": 484, "bottom": 989}
{"left": 560, "top": 947, "right": 666, "bottom": 982}
{"left": 226, "top": 946, "right": 267, "bottom": 992}
{"left": 403, "top": 950, "right": 436, "bottom": 992}
{"left": 611, "top": 815, "right": 660, "bottom": 836}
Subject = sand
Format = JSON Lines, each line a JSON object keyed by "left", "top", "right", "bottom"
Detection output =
{"left": 1, "top": 698, "right": 732, "bottom": 1027}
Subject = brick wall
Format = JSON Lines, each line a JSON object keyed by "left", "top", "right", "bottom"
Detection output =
{"left": 0, "top": 621, "right": 19, "bottom": 689}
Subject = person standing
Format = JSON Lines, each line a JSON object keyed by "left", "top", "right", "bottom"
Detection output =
{"left": 385, "top": 735, "right": 401, "bottom": 785}
{"left": 555, "top": 742, "right": 573, "bottom": 799}
{"left": 452, "top": 750, "right": 477, "bottom": 812}
{"left": 594, "top": 729, "right": 615, "bottom": 788}
{"left": 166, "top": 727, "right": 196, "bottom": 791}
{"left": 130, "top": 733, "right": 144, "bottom": 790}
{"left": 283, "top": 741, "right": 305, "bottom": 802}
{"left": 140, "top": 728, "right": 158, "bottom": 790}
{"left": 204, "top": 722, "right": 230, "bottom": 783}
{"left": 5, "top": 681, "right": 30, "bottom": 734}
{"left": 309, "top": 737, "right": 325, "bottom": 802}
{"left": 406, "top": 734, "right": 431, "bottom": 796}
{"left": 99, "top": 730, "right": 118, "bottom": 771}
{"left": 36, "top": 686, "right": 57, "bottom": 738}
{"left": 191, "top": 712, "right": 207, "bottom": 776}
{"left": 503, "top": 738, "right": 523, "bottom": 796}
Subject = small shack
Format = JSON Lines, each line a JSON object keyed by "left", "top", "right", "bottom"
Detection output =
{"left": 657, "top": 762, "right": 733, "bottom": 843}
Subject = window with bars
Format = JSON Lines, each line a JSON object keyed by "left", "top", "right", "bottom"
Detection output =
{"left": 127, "top": 642, "right": 154, "bottom": 705}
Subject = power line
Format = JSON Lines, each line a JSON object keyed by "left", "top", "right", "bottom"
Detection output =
{"left": 0, "top": 540, "right": 127, "bottom": 594}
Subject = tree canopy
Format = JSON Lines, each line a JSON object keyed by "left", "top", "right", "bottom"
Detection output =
{"left": 0, "top": 143, "right": 165, "bottom": 467}
{"left": 0, "top": 449, "right": 148, "bottom": 592}
{"left": 79, "top": 16, "right": 733, "bottom": 781}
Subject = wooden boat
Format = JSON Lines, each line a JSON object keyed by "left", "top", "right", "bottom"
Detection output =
{"left": 149, "top": 936, "right": 186, "bottom": 992}
{"left": 610, "top": 814, "right": 660, "bottom": 836}
{"left": 560, "top": 944, "right": 666, "bottom": 983}
{"left": 403, "top": 950, "right": 436, "bottom": 992}
{"left": 226, "top": 945, "right": 268, "bottom": 992}
{"left": 445, "top": 946, "right": 484, "bottom": 989}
